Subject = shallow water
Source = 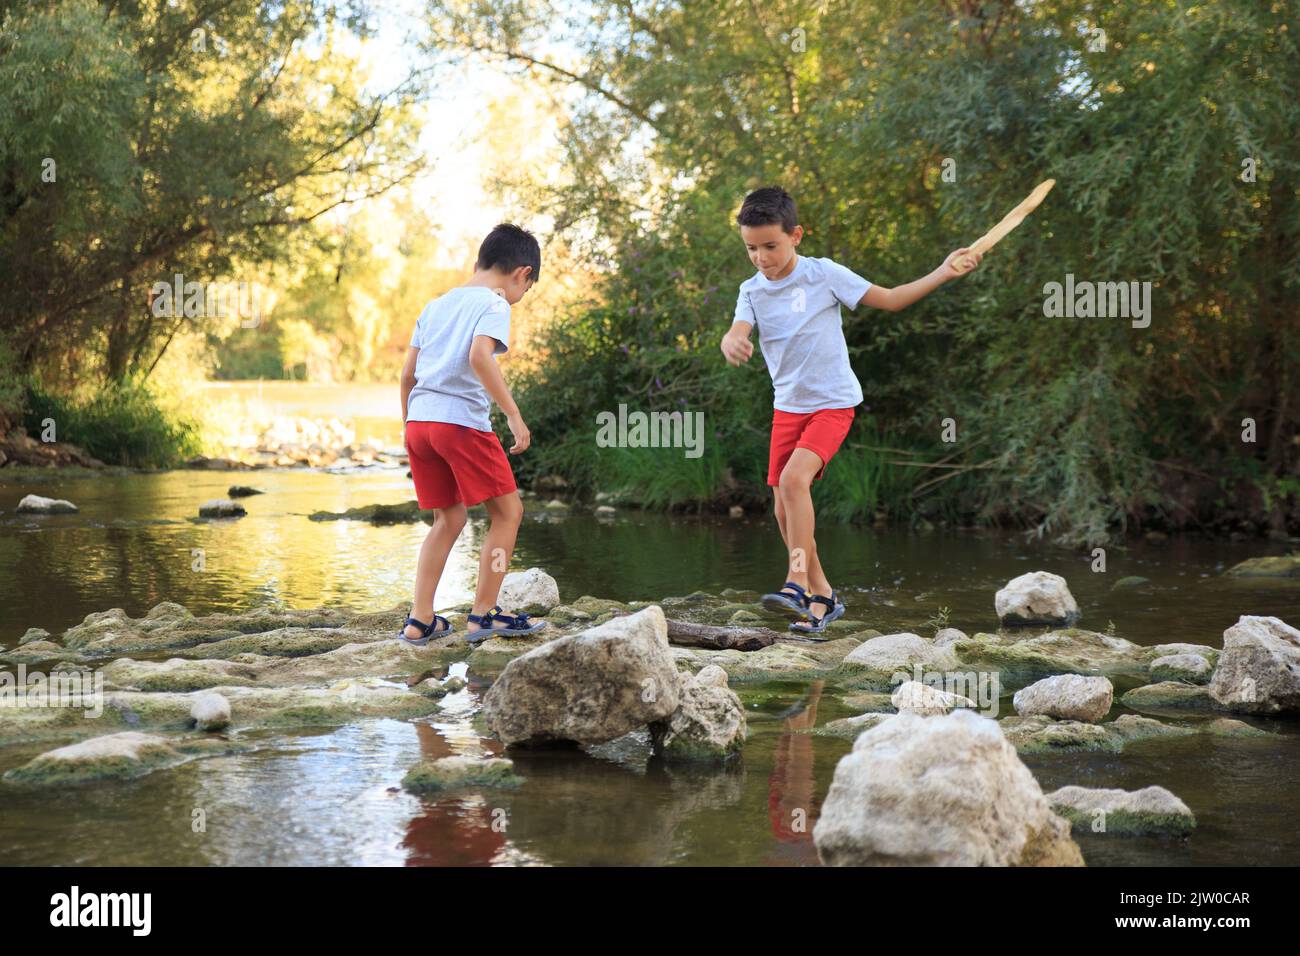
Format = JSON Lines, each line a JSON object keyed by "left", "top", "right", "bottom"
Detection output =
{"left": 2, "top": 466, "right": 1298, "bottom": 866}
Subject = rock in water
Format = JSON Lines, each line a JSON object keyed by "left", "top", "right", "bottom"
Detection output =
{"left": 1223, "top": 555, "right": 1300, "bottom": 578}
{"left": 402, "top": 755, "right": 522, "bottom": 793}
{"left": 198, "top": 499, "right": 247, "bottom": 518}
{"left": 1045, "top": 785, "right": 1195, "bottom": 835}
{"left": 1208, "top": 615, "right": 1300, "bottom": 714}
{"left": 995, "top": 571, "right": 1080, "bottom": 626}
{"left": 840, "top": 633, "right": 959, "bottom": 684}
{"left": 497, "top": 567, "right": 561, "bottom": 614}
{"left": 812, "top": 709, "right": 1084, "bottom": 866}
{"left": 1013, "top": 674, "right": 1114, "bottom": 723}
{"left": 190, "top": 692, "right": 232, "bottom": 731}
{"left": 1149, "top": 653, "right": 1213, "bottom": 684}
{"left": 16, "top": 494, "right": 78, "bottom": 514}
{"left": 891, "top": 680, "right": 974, "bottom": 716}
{"left": 649, "top": 664, "right": 747, "bottom": 761}
{"left": 483, "top": 605, "right": 680, "bottom": 746}
{"left": 933, "top": 627, "right": 969, "bottom": 647}
{"left": 4, "top": 732, "right": 175, "bottom": 785}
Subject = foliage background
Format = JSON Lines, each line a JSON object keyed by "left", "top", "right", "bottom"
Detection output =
{"left": 1, "top": 0, "right": 1295, "bottom": 541}
{"left": 423, "top": 0, "right": 1299, "bottom": 545}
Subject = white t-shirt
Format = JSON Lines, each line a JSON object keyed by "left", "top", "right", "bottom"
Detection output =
{"left": 733, "top": 255, "right": 872, "bottom": 413}
{"left": 406, "top": 286, "right": 511, "bottom": 431}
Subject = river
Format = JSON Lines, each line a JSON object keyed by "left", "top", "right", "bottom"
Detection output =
{"left": 2, "top": 460, "right": 1298, "bottom": 866}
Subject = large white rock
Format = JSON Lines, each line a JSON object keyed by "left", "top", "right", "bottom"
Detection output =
{"left": 16, "top": 494, "right": 78, "bottom": 514}
{"left": 650, "top": 664, "right": 747, "bottom": 761}
{"left": 483, "top": 605, "right": 680, "bottom": 746}
{"left": 891, "top": 680, "right": 975, "bottom": 716}
{"left": 995, "top": 571, "right": 1080, "bottom": 626}
{"left": 497, "top": 567, "right": 561, "bottom": 614}
{"left": 813, "top": 709, "right": 1084, "bottom": 866}
{"left": 1013, "top": 674, "right": 1114, "bottom": 723}
{"left": 841, "top": 633, "right": 959, "bottom": 677}
{"left": 189, "top": 692, "right": 231, "bottom": 731}
{"left": 1208, "top": 615, "right": 1300, "bottom": 714}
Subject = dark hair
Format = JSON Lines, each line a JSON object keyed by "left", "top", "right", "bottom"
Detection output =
{"left": 736, "top": 187, "right": 798, "bottom": 233}
{"left": 475, "top": 223, "right": 541, "bottom": 283}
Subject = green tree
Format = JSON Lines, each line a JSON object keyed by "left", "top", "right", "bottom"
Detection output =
{"left": 422, "top": 0, "right": 1298, "bottom": 543}
{"left": 0, "top": 0, "right": 424, "bottom": 386}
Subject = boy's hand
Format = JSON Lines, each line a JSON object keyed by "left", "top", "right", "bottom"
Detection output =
{"left": 941, "top": 247, "right": 983, "bottom": 279}
{"left": 721, "top": 327, "right": 754, "bottom": 366}
{"left": 506, "top": 413, "right": 531, "bottom": 454}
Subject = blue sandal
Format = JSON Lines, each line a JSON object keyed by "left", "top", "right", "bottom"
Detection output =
{"left": 789, "top": 592, "right": 845, "bottom": 636}
{"left": 465, "top": 605, "right": 548, "bottom": 644}
{"left": 762, "top": 581, "right": 811, "bottom": 617}
{"left": 395, "top": 614, "right": 453, "bottom": 646}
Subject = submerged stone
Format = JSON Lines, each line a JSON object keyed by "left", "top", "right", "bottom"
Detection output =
{"left": 401, "top": 755, "right": 522, "bottom": 794}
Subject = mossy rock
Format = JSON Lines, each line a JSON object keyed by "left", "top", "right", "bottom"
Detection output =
{"left": 1120, "top": 681, "right": 1219, "bottom": 712}
{"left": 999, "top": 715, "right": 1124, "bottom": 754}
{"left": 0, "top": 684, "right": 442, "bottom": 746}
{"left": 954, "top": 628, "right": 1148, "bottom": 681}
{"left": 1223, "top": 554, "right": 1300, "bottom": 578}
{"left": 100, "top": 657, "right": 260, "bottom": 692}
{"left": 839, "top": 691, "right": 897, "bottom": 713}
{"left": 308, "top": 501, "right": 435, "bottom": 524}
{"left": 175, "top": 626, "right": 379, "bottom": 660}
{"left": 679, "top": 637, "right": 862, "bottom": 684}
{"left": 1110, "top": 576, "right": 1152, "bottom": 591}
{"left": 570, "top": 595, "right": 632, "bottom": 616}
{"left": 401, "top": 756, "right": 522, "bottom": 794}
{"left": 4, "top": 732, "right": 252, "bottom": 786}
{"left": 1201, "top": 717, "right": 1278, "bottom": 738}
{"left": 813, "top": 712, "right": 893, "bottom": 739}
{"left": 1051, "top": 805, "right": 1195, "bottom": 836}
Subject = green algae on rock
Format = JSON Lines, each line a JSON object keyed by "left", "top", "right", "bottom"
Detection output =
{"left": 953, "top": 628, "right": 1151, "bottom": 682}
{"left": 401, "top": 755, "right": 523, "bottom": 794}
{"left": 4, "top": 731, "right": 252, "bottom": 786}
{"left": 309, "top": 500, "right": 435, "bottom": 523}
{"left": 1046, "top": 784, "right": 1196, "bottom": 835}
{"left": 1223, "top": 555, "right": 1300, "bottom": 578}
{"left": 0, "top": 683, "right": 443, "bottom": 746}
{"left": 1120, "top": 681, "right": 1221, "bottom": 711}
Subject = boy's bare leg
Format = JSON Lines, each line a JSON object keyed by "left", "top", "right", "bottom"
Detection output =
{"left": 777, "top": 449, "right": 834, "bottom": 619}
{"left": 405, "top": 504, "right": 468, "bottom": 639}
{"left": 773, "top": 485, "right": 831, "bottom": 600}
{"left": 468, "top": 491, "right": 525, "bottom": 632}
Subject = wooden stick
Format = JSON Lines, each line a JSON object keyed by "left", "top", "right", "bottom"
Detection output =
{"left": 953, "top": 179, "right": 1055, "bottom": 271}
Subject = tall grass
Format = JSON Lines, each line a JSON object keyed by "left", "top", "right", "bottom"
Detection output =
{"left": 597, "top": 442, "right": 732, "bottom": 511}
{"left": 23, "top": 380, "right": 205, "bottom": 468}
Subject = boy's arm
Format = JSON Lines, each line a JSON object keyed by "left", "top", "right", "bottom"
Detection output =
{"left": 400, "top": 346, "right": 419, "bottom": 423}
{"left": 721, "top": 319, "right": 754, "bottom": 366}
{"left": 860, "top": 247, "right": 983, "bottom": 312}
{"left": 468, "top": 334, "right": 530, "bottom": 453}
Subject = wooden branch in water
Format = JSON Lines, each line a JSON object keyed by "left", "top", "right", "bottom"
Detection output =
{"left": 665, "top": 619, "right": 781, "bottom": 652}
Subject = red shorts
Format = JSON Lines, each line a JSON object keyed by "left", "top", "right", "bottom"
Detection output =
{"left": 767, "top": 406, "right": 855, "bottom": 486}
{"left": 404, "top": 421, "right": 517, "bottom": 509}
